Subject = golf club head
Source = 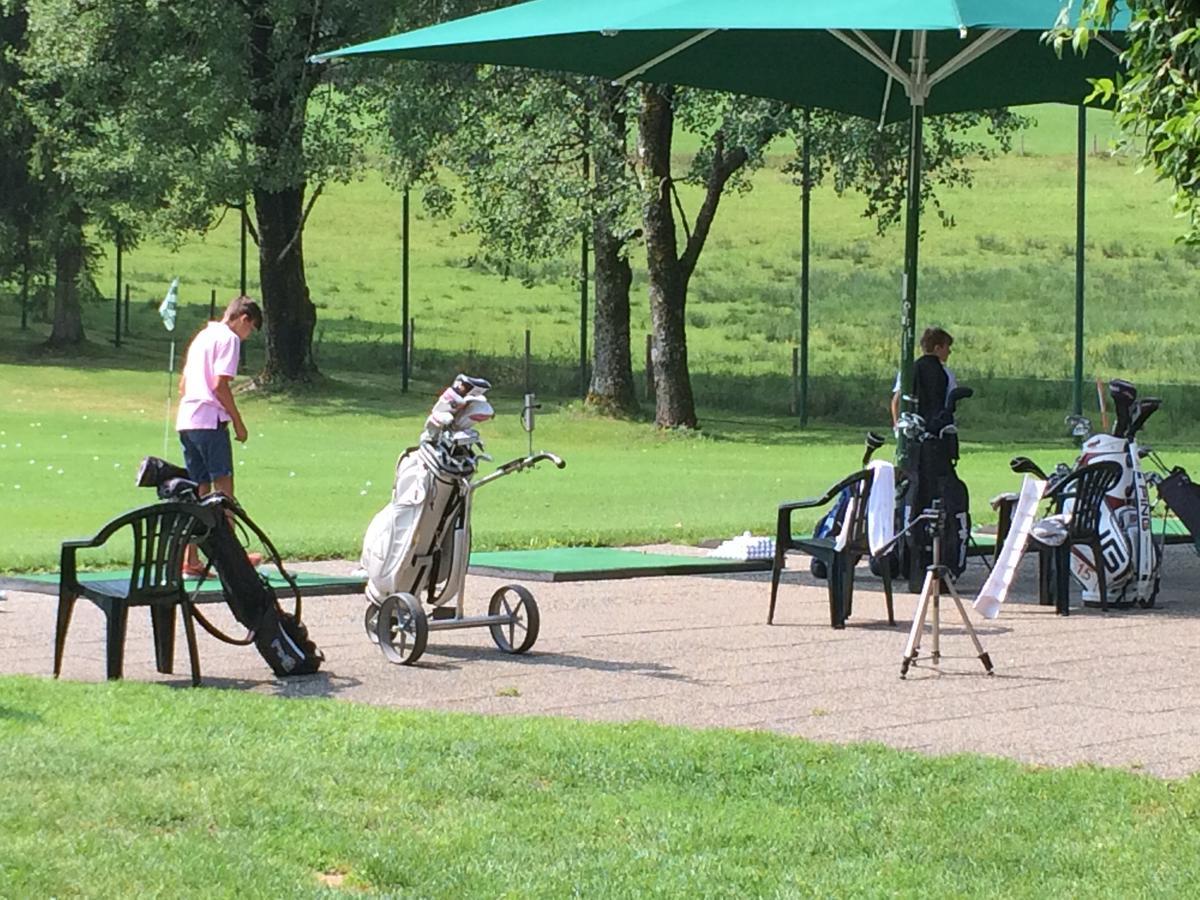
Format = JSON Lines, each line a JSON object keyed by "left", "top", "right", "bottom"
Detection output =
{"left": 1109, "top": 379, "right": 1137, "bottom": 438}
{"left": 1064, "top": 414, "right": 1092, "bottom": 439}
{"left": 1127, "top": 397, "right": 1162, "bottom": 440}
{"left": 862, "top": 431, "right": 886, "bottom": 465}
{"left": 1010, "top": 455, "right": 1048, "bottom": 479}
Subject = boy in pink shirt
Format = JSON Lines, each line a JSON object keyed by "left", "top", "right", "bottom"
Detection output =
{"left": 177, "top": 296, "right": 262, "bottom": 574}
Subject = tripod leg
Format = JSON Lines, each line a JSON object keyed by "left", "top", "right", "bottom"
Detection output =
{"left": 900, "top": 569, "right": 936, "bottom": 679}
{"left": 947, "top": 582, "right": 995, "bottom": 676}
{"left": 931, "top": 577, "right": 942, "bottom": 666}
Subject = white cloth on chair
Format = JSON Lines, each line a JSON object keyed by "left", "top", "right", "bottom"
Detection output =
{"left": 866, "top": 460, "right": 895, "bottom": 556}
{"left": 973, "top": 474, "right": 1046, "bottom": 619}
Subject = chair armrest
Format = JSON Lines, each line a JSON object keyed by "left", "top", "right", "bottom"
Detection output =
{"left": 777, "top": 492, "right": 837, "bottom": 515}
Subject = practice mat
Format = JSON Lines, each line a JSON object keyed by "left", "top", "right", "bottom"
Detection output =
{"left": 0, "top": 570, "right": 366, "bottom": 601}
{"left": 466, "top": 547, "right": 772, "bottom": 582}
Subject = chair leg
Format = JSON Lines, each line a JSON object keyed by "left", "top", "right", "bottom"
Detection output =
{"left": 1055, "top": 546, "right": 1071, "bottom": 616}
{"left": 104, "top": 602, "right": 131, "bottom": 680}
{"left": 53, "top": 592, "right": 78, "bottom": 678}
{"left": 881, "top": 565, "right": 896, "bottom": 626}
{"left": 180, "top": 601, "right": 202, "bottom": 687}
{"left": 1037, "top": 548, "right": 1054, "bottom": 606}
{"left": 843, "top": 555, "right": 856, "bottom": 620}
{"left": 1093, "top": 539, "right": 1108, "bottom": 611}
{"left": 768, "top": 548, "right": 786, "bottom": 625}
{"left": 150, "top": 605, "right": 177, "bottom": 675}
{"left": 827, "top": 557, "right": 845, "bottom": 629}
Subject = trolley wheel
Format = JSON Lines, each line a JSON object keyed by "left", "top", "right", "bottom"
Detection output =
{"left": 375, "top": 592, "right": 428, "bottom": 665}
{"left": 488, "top": 584, "right": 539, "bottom": 654}
{"left": 364, "top": 601, "right": 381, "bottom": 644}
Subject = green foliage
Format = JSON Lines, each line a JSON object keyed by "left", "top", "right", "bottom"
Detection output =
{"left": 3, "top": 676, "right": 1200, "bottom": 896}
{"left": 1075, "top": 1, "right": 1200, "bottom": 242}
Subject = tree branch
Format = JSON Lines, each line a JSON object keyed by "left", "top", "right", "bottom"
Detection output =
{"left": 275, "top": 182, "right": 322, "bottom": 263}
{"left": 680, "top": 134, "right": 747, "bottom": 281}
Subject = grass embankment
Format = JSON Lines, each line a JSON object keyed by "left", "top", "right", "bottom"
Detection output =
{"left": 1, "top": 676, "right": 1197, "bottom": 897}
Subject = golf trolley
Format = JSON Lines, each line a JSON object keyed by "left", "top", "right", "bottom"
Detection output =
{"left": 360, "top": 375, "right": 565, "bottom": 665}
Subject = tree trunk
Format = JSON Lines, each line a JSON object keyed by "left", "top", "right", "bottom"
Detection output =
{"left": 246, "top": 0, "right": 318, "bottom": 387}
{"left": 586, "top": 81, "right": 637, "bottom": 415}
{"left": 638, "top": 85, "right": 697, "bottom": 429}
{"left": 254, "top": 184, "right": 317, "bottom": 383}
{"left": 47, "top": 204, "right": 85, "bottom": 347}
{"left": 587, "top": 226, "right": 636, "bottom": 413}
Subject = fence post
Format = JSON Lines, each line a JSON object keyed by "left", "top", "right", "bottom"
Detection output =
{"left": 209, "top": 288, "right": 217, "bottom": 320}
{"left": 124, "top": 285, "right": 131, "bottom": 336}
{"left": 791, "top": 347, "right": 799, "bottom": 417}
{"left": 406, "top": 318, "right": 414, "bottom": 377}
{"left": 524, "top": 329, "right": 532, "bottom": 394}
{"left": 113, "top": 235, "right": 122, "bottom": 348}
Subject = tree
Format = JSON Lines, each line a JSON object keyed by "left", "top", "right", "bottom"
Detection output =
{"left": 20, "top": 0, "right": 441, "bottom": 382}
{"left": 1071, "top": 1, "right": 1200, "bottom": 243}
{"left": 0, "top": 0, "right": 43, "bottom": 329}
{"left": 388, "top": 66, "right": 642, "bottom": 414}
{"left": 636, "top": 87, "right": 800, "bottom": 429}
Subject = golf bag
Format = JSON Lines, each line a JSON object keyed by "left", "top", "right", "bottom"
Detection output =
{"left": 361, "top": 443, "right": 468, "bottom": 605}
{"left": 1060, "top": 380, "right": 1161, "bottom": 606}
{"left": 902, "top": 437, "right": 971, "bottom": 580}
{"left": 893, "top": 386, "right": 974, "bottom": 585}
{"left": 810, "top": 431, "right": 887, "bottom": 580}
{"left": 360, "top": 375, "right": 492, "bottom": 607}
{"left": 135, "top": 456, "right": 324, "bottom": 676}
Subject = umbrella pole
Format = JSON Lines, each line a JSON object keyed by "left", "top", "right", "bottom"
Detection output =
{"left": 898, "top": 101, "right": 923, "bottom": 463}
{"left": 799, "top": 108, "right": 811, "bottom": 428}
{"left": 1073, "top": 105, "right": 1086, "bottom": 417}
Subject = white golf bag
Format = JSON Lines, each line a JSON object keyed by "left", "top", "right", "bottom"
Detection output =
{"left": 360, "top": 375, "right": 493, "bottom": 606}
{"left": 1059, "top": 380, "right": 1161, "bottom": 606}
{"left": 360, "top": 444, "right": 468, "bottom": 605}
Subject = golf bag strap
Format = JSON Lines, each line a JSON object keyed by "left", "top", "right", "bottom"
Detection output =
{"left": 215, "top": 495, "right": 304, "bottom": 621}
{"left": 189, "top": 603, "right": 256, "bottom": 646}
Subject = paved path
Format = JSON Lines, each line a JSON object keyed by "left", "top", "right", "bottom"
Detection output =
{"left": 4, "top": 545, "right": 1200, "bottom": 778}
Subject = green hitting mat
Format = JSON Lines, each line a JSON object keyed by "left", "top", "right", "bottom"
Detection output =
{"left": 466, "top": 547, "right": 771, "bottom": 582}
{"left": 0, "top": 570, "right": 365, "bottom": 601}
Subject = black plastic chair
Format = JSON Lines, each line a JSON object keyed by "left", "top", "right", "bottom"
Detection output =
{"left": 768, "top": 468, "right": 895, "bottom": 630}
{"left": 1036, "top": 461, "right": 1123, "bottom": 615}
{"left": 54, "top": 502, "right": 214, "bottom": 685}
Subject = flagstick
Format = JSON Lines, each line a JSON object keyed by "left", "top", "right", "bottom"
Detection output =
{"left": 163, "top": 338, "right": 175, "bottom": 457}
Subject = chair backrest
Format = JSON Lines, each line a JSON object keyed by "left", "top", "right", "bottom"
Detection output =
{"left": 1049, "top": 461, "right": 1123, "bottom": 539}
{"left": 833, "top": 468, "right": 874, "bottom": 552}
{"left": 87, "top": 502, "right": 213, "bottom": 599}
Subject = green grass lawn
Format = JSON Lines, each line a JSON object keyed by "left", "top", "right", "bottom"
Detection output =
{"left": 5, "top": 102, "right": 1200, "bottom": 571}
{"left": 1, "top": 676, "right": 1197, "bottom": 897}
{"left": 7, "top": 357, "right": 1198, "bottom": 572}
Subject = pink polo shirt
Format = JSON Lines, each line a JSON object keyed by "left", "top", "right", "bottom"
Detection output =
{"left": 176, "top": 321, "right": 241, "bottom": 431}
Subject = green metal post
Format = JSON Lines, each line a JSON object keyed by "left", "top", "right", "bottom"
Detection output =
{"left": 799, "top": 107, "right": 811, "bottom": 428}
{"left": 402, "top": 187, "right": 411, "bottom": 393}
{"left": 1073, "top": 106, "right": 1086, "bottom": 417}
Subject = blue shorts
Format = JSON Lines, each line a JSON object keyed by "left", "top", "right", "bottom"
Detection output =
{"left": 179, "top": 423, "right": 234, "bottom": 484}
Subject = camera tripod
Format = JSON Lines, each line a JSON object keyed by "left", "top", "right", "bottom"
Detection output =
{"left": 898, "top": 500, "right": 994, "bottom": 679}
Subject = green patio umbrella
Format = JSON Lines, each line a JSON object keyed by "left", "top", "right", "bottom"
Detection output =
{"left": 314, "top": 0, "right": 1128, "bottom": 413}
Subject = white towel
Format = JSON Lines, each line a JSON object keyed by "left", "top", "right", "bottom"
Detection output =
{"left": 866, "top": 460, "right": 895, "bottom": 556}
{"left": 973, "top": 474, "right": 1046, "bottom": 619}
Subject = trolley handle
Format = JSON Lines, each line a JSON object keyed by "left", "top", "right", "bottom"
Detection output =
{"left": 472, "top": 451, "right": 566, "bottom": 489}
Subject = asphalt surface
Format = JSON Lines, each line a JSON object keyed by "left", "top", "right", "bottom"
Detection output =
{"left": 5, "top": 543, "right": 1200, "bottom": 779}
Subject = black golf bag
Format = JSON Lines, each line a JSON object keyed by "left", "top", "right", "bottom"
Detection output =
{"left": 135, "top": 456, "right": 323, "bottom": 676}
{"left": 901, "top": 436, "right": 971, "bottom": 582}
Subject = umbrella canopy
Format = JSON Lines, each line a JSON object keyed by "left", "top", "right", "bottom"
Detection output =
{"left": 315, "top": 0, "right": 1129, "bottom": 418}
{"left": 316, "top": 1, "right": 1127, "bottom": 125}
